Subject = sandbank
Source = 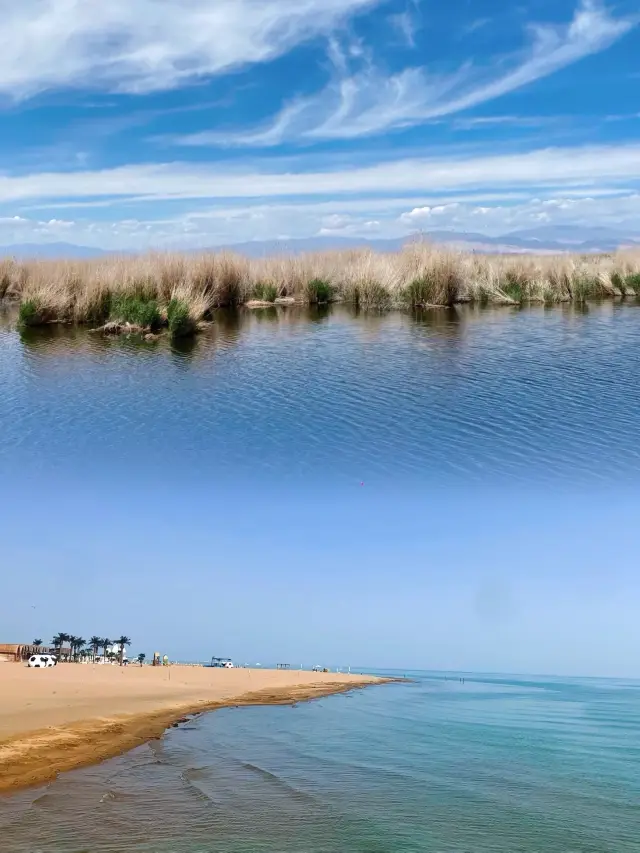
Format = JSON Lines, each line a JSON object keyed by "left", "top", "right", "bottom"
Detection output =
{"left": 0, "top": 664, "right": 390, "bottom": 794}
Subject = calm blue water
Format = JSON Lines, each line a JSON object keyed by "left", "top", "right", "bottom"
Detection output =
{"left": 1, "top": 302, "right": 640, "bottom": 487}
{"left": 2, "top": 673, "right": 639, "bottom": 852}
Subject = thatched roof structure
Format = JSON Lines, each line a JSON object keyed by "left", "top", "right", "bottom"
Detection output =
{"left": 0, "top": 643, "right": 58, "bottom": 661}
{"left": 0, "top": 644, "right": 22, "bottom": 661}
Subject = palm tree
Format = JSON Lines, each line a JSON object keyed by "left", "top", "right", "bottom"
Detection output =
{"left": 33, "top": 638, "right": 43, "bottom": 646}
{"left": 137, "top": 653, "right": 146, "bottom": 666}
{"left": 101, "top": 638, "right": 111, "bottom": 663}
{"left": 73, "top": 637, "right": 86, "bottom": 662}
{"left": 68, "top": 635, "right": 82, "bottom": 662}
{"left": 52, "top": 632, "right": 70, "bottom": 661}
{"left": 90, "top": 636, "right": 101, "bottom": 662}
{"left": 67, "top": 635, "right": 77, "bottom": 661}
{"left": 117, "top": 635, "right": 131, "bottom": 666}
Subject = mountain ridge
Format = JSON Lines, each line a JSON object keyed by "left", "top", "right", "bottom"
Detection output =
{"left": 1, "top": 229, "right": 638, "bottom": 260}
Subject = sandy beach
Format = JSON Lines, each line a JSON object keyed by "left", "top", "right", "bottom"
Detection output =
{"left": 0, "top": 664, "right": 388, "bottom": 794}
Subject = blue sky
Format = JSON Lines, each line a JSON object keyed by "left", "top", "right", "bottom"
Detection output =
{"left": 3, "top": 477, "right": 640, "bottom": 677}
{"left": 0, "top": 0, "right": 638, "bottom": 249}
{"left": 0, "top": 1, "right": 638, "bottom": 250}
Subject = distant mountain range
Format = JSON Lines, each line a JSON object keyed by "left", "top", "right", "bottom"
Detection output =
{"left": 0, "top": 242, "right": 112, "bottom": 259}
{"left": 2, "top": 228, "right": 639, "bottom": 260}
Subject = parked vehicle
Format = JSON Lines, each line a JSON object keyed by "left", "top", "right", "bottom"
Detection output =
{"left": 205, "top": 656, "right": 234, "bottom": 668}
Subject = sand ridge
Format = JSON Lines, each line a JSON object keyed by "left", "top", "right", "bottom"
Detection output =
{"left": 0, "top": 664, "right": 390, "bottom": 794}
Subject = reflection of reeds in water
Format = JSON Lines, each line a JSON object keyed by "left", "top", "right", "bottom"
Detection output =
{"left": 1, "top": 246, "right": 639, "bottom": 326}
{"left": 10, "top": 306, "right": 318, "bottom": 364}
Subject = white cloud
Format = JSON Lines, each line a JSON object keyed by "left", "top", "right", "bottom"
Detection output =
{"left": 4, "top": 191, "right": 640, "bottom": 251}
{"left": 0, "top": 0, "right": 379, "bottom": 98}
{"left": 397, "top": 194, "right": 640, "bottom": 238}
{"left": 44, "top": 218, "right": 75, "bottom": 227}
{"left": 401, "top": 203, "right": 461, "bottom": 223}
{"left": 194, "top": 0, "right": 634, "bottom": 145}
{"left": 0, "top": 215, "right": 29, "bottom": 224}
{"left": 389, "top": 11, "right": 419, "bottom": 47}
{"left": 463, "top": 18, "right": 492, "bottom": 36}
{"left": 321, "top": 214, "right": 355, "bottom": 230}
{"left": 2, "top": 142, "right": 640, "bottom": 205}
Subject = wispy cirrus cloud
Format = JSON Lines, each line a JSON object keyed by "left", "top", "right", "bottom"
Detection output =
{"left": 0, "top": 0, "right": 380, "bottom": 99}
{"left": 2, "top": 142, "right": 640, "bottom": 205}
{"left": 181, "top": 0, "right": 635, "bottom": 146}
{"left": 389, "top": 9, "right": 420, "bottom": 47}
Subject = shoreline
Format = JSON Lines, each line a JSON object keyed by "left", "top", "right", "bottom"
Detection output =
{"left": 2, "top": 246, "right": 639, "bottom": 334}
{"left": 0, "top": 670, "right": 394, "bottom": 795}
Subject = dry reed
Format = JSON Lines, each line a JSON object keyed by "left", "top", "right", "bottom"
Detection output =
{"left": 3, "top": 244, "right": 639, "bottom": 329}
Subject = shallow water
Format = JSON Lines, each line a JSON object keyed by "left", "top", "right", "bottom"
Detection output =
{"left": 2, "top": 673, "right": 640, "bottom": 853}
{"left": 1, "top": 302, "right": 639, "bottom": 487}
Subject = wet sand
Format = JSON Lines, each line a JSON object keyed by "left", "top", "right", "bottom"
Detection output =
{"left": 0, "top": 664, "right": 389, "bottom": 794}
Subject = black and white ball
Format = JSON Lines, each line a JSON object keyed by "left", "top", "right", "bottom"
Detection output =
{"left": 28, "top": 654, "right": 57, "bottom": 668}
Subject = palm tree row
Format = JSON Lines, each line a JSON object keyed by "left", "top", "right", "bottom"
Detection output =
{"left": 50, "top": 633, "right": 131, "bottom": 664}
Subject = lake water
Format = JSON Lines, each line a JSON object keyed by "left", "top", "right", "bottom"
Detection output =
{"left": 2, "top": 673, "right": 640, "bottom": 853}
{"left": 1, "top": 302, "right": 640, "bottom": 487}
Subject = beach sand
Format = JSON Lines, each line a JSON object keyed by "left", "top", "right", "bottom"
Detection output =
{"left": 0, "top": 664, "right": 388, "bottom": 794}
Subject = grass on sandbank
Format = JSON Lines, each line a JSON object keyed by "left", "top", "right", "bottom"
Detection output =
{"left": 18, "top": 299, "right": 49, "bottom": 327}
{"left": 307, "top": 278, "right": 334, "bottom": 304}
{"left": 251, "top": 283, "right": 278, "bottom": 303}
{"left": 4, "top": 244, "right": 640, "bottom": 330}
{"left": 167, "top": 298, "right": 196, "bottom": 338}
{"left": 109, "top": 294, "right": 162, "bottom": 330}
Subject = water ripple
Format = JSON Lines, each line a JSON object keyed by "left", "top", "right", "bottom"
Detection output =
{"left": 1, "top": 303, "right": 640, "bottom": 489}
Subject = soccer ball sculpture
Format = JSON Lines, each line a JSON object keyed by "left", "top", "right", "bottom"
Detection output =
{"left": 27, "top": 654, "right": 57, "bottom": 667}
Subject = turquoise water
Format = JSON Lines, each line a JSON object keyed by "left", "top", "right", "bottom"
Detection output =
{"left": 2, "top": 673, "right": 639, "bottom": 852}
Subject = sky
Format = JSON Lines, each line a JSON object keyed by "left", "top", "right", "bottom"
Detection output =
{"left": 0, "top": 0, "right": 639, "bottom": 250}
{"left": 2, "top": 477, "right": 639, "bottom": 678}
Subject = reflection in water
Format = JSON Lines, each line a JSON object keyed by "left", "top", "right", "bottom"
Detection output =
{"left": 1, "top": 302, "right": 639, "bottom": 487}
{"left": 8, "top": 302, "right": 603, "bottom": 362}
{"left": 412, "top": 305, "right": 464, "bottom": 339}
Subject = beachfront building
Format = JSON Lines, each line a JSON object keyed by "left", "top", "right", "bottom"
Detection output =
{"left": 0, "top": 644, "right": 22, "bottom": 663}
{"left": 91, "top": 644, "right": 129, "bottom": 664}
{"left": 0, "top": 643, "right": 64, "bottom": 662}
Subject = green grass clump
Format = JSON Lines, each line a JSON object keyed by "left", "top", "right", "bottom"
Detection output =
{"left": 405, "top": 277, "right": 431, "bottom": 307}
{"left": 563, "top": 276, "right": 593, "bottom": 302}
{"left": 357, "top": 280, "right": 393, "bottom": 308}
{"left": 405, "top": 274, "right": 454, "bottom": 307}
{"left": 19, "top": 299, "right": 41, "bottom": 326}
{"left": 167, "top": 298, "right": 196, "bottom": 338}
{"left": 110, "top": 294, "right": 161, "bottom": 329}
{"left": 625, "top": 273, "right": 640, "bottom": 292}
{"left": 18, "top": 299, "right": 53, "bottom": 326}
{"left": 501, "top": 281, "right": 522, "bottom": 302}
{"left": 252, "top": 283, "right": 278, "bottom": 302}
{"left": 307, "top": 278, "right": 333, "bottom": 304}
{"left": 501, "top": 270, "right": 528, "bottom": 302}
{"left": 610, "top": 271, "right": 624, "bottom": 291}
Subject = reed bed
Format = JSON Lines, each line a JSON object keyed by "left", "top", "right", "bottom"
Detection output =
{"left": 2, "top": 245, "right": 639, "bottom": 334}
